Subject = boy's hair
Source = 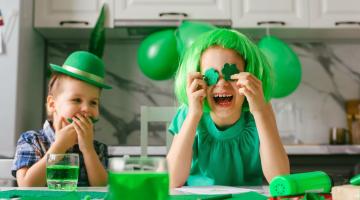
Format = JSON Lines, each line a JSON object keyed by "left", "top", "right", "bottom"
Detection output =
{"left": 174, "top": 28, "right": 273, "bottom": 112}
{"left": 46, "top": 72, "right": 68, "bottom": 120}
{"left": 48, "top": 72, "right": 67, "bottom": 97}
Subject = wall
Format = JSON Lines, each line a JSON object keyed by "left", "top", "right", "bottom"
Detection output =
{"left": 46, "top": 38, "right": 360, "bottom": 147}
{"left": 0, "top": 0, "right": 44, "bottom": 157}
{"left": 0, "top": 0, "right": 20, "bottom": 157}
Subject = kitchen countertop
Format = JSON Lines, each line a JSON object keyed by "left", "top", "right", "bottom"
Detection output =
{"left": 108, "top": 145, "right": 360, "bottom": 156}
{"left": 285, "top": 145, "right": 360, "bottom": 155}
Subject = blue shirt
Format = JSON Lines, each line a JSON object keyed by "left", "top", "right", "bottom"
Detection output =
{"left": 12, "top": 120, "right": 108, "bottom": 186}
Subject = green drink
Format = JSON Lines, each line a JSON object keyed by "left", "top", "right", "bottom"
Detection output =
{"left": 107, "top": 157, "right": 169, "bottom": 200}
{"left": 47, "top": 165, "right": 79, "bottom": 190}
{"left": 108, "top": 172, "right": 169, "bottom": 200}
{"left": 46, "top": 153, "right": 79, "bottom": 191}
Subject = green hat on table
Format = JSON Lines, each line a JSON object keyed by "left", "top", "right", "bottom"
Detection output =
{"left": 50, "top": 51, "right": 112, "bottom": 89}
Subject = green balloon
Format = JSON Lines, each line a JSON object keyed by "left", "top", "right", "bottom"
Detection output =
{"left": 258, "top": 36, "right": 302, "bottom": 98}
{"left": 175, "top": 21, "right": 217, "bottom": 57}
{"left": 137, "top": 29, "right": 179, "bottom": 80}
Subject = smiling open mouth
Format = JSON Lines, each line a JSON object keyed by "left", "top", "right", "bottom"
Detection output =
{"left": 213, "top": 94, "right": 233, "bottom": 105}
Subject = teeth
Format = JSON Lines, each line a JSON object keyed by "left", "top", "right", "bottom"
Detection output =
{"left": 214, "top": 94, "right": 232, "bottom": 98}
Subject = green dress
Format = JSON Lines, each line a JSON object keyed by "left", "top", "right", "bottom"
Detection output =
{"left": 168, "top": 106, "right": 263, "bottom": 186}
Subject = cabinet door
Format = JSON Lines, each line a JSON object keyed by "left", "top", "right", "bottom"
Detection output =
{"left": 114, "top": 0, "right": 231, "bottom": 24}
{"left": 310, "top": 0, "right": 360, "bottom": 28}
{"left": 232, "top": 0, "right": 309, "bottom": 28}
{"left": 34, "top": 0, "right": 113, "bottom": 28}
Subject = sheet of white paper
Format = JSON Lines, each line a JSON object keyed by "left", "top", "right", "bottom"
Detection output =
{"left": 175, "top": 185, "right": 256, "bottom": 195}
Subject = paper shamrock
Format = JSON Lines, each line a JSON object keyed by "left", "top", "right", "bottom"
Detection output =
{"left": 222, "top": 63, "right": 240, "bottom": 81}
{"left": 67, "top": 116, "right": 99, "bottom": 124}
{"left": 203, "top": 68, "right": 219, "bottom": 86}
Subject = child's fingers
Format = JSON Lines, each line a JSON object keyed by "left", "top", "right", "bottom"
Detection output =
{"left": 82, "top": 113, "right": 92, "bottom": 124}
{"left": 236, "top": 75, "right": 262, "bottom": 93}
{"left": 193, "top": 89, "right": 206, "bottom": 99}
{"left": 76, "top": 113, "right": 91, "bottom": 126}
{"left": 230, "top": 73, "right": 241, "bottom": 80}
{"left": 236, "top": 79, "right": 258, "bottom": 95}
{"left": 73, "top": 117, "right": 86, "bottom": 134}
{"left": 189, "top": 78, "right": 205, "bottom": 93}
{"left": 236, "top": 73, "right": 262, "bottom": 88}
{"left": 72, "top": 121, "right": 83, "bottom": 137}
{"left": 187, "top": 72, "right": 202, "bottom": 88}
{"left": 238, "top": 87, "right": 253, "bottom": 98}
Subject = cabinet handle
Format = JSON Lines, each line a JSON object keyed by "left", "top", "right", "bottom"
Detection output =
{"left": 59, "top": 20, "right": 89, "bottom": 26}
{"left": 335, "top": 21, "right": 360, "bottom": 26}
{"left": 257, "top": 21, "right": 286, "bottom": 26}
{"left": 159, "top": 12, "right": 188, "bottom": 18}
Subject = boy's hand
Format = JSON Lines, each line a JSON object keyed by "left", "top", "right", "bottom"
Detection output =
{"left": 186, "top": 72, "right": 207, "bottom": 118}
{"left": 72, "top": 113, "right": 95, "bottom": 154}
{"left": 231, "top": 72, "right": 267, "bottom": 114}
{"left": 53, "top": 112, "right": 77, "bottom": 151}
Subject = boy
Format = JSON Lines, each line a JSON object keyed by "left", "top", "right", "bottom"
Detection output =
{"left": 12, "top": 51, "right": 111, "bottom": 186}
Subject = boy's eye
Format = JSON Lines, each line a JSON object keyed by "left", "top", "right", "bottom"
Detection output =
{"left": 72, "top": 98, "right": 81, "bottom": 103}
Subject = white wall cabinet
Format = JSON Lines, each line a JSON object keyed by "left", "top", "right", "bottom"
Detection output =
{"left": 114, "top": 0, "right": 231, "bottom": 26}
{"left": 231, "top": 0, "right": 309, "bottom": 28}
{"left": 310, "top": 0, "right": 360, "bottom": 28}
{"left": 34, "top": 0, "right": 114, "bottom": 28}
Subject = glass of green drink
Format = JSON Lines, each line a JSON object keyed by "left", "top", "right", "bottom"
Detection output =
{"left": 46, "top": 153, "right": 79, "bottom": 191}
{"left": 107, "top": 157, "right": 169, "bottom": 200}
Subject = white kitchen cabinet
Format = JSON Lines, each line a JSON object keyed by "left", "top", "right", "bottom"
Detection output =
{"left": 310, "top": 0, "right": 360, "bottom": 28}
{"left": 231, "top": 0, "right": 309, "bottom": 28}
{"left": 34, "top": 0, "right": 114, "bottom": 28}
{"left": 114, "top": 0, "right": 231, "bottom": 26}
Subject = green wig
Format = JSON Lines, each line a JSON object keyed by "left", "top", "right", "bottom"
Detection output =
{"left": 174, "top": 28, "right": 273, "bottom": 112}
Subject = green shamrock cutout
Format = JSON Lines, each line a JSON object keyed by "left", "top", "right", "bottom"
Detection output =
{"left": 203, "top": 68, "right": 219, "bottom": 86}
{"left": 222, "top": 63, "right": 240, "bottom": 81}
{"left": 67, "top": 116, "right": 99, "bottom": 124}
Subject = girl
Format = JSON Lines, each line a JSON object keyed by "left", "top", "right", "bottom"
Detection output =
{"left": 167, "top": 29, "right": 290, "bottom": 188}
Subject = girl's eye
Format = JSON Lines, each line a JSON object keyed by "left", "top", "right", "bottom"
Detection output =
{"left": 91, "top": 101, "right": 98, "bottom": 106}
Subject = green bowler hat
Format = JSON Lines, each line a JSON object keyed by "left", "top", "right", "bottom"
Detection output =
{"left": 50, "top": 51, "right": 112, "bottom": 89}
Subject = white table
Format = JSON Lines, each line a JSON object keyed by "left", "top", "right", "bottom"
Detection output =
{"left": 0, "top": 186, "right": 269, "bottom": 196}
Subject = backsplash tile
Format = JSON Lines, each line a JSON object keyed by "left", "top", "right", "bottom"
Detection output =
{"left": 47, "top": 41, "right": 360, "bottom": 146}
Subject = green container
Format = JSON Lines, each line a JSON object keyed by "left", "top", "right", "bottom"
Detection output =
{"left": 269, "top": 171, "right": 332, "bottom": 197}
{"left": 107, "top": 171, "right": 169, "bottom": 200}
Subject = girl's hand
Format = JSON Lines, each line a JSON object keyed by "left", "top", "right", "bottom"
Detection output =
{"left": 53, "top": 112, "right": 77, "bottom": 151}
{"left": 186, "top": 72, "right": 207, "bottom": 118}
{"left": 72, "top": 113, "right": 95, "bottom": 154}
{"left": 231, "top": 72, "right": 267, "bottom": 114}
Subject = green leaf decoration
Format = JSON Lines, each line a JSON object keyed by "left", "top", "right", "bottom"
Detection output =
{"left": 67, "top": 117, "right": 99, "bottom": 124}
{"left": 89, "top": 5, "right": 106, "bottom": 58}
{"left": 203, "top": 68, "right": 219, "bottom": 86}
{"left": 222, "top": 63, "right": 240, "bottom": 81}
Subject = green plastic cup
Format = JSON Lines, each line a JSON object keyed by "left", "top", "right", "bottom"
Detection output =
{"left": 269, "top": 171, "right": 332, "bottom": 197}
{"left": 107, "top": 157, "right": 169, "bottom": 200}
